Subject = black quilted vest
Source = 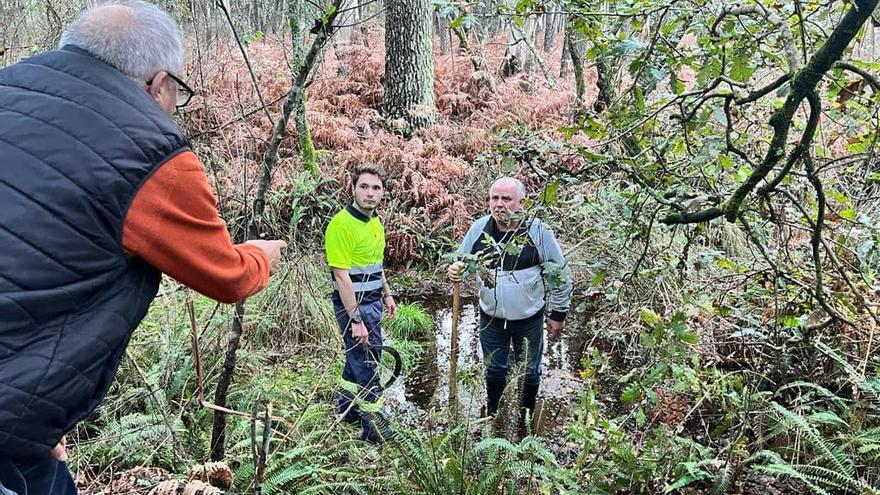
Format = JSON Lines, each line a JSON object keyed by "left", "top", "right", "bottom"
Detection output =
{"left": 0, "top": 46, "right": 188, "bottom": 458}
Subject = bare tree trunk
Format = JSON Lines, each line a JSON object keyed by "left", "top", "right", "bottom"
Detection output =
{"left": 566, "top": 21, "right": 584, "bottom": 105}
{"left": 335, "top": 0, "right": 360, "bottom": 42}
{"left": 543, "top": 7, "right": 557, "bottom": 51}
{"left": 209, "top": 301, "right": 244, "bottom": 461}
{"left": 383, "top": 0, "right": 436, "bottom": 132}
{"left": 436, "top": 11, "right": 450, "bottom": 55}
{"left": 559, "top": 16, "right": 569, "bottom": 78}
{"left": 594, "top": 52, "right": 615, "bottom": 112}
{"left": 500, "top": 10, "right": 538, "bottom": 76}
{"left": 476, "top": 0, "right": 494, "bottom": 44}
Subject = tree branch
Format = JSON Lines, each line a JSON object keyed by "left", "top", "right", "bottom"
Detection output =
{"left": 721, "top": 0, "right": 878, "bottom": 223}
{"left": 252, "top": 0, "right": 344, "bottom": 234}
{"left": 757, "top": 84, "right": 823, "bottom": 196}
{"left": 835, "top": 60, "right": 880, "bottom": 92}
{"left": 734, "top": 73, "right": 791, "bottom": 105}
{"left": 711, "top": 4, "right": 800, "bottom": 72}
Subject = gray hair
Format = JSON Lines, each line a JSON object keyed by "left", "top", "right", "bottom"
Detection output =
{"left": 490, "top": 177, "right": 527, "bottom": 200}
{"left": 59, "top": 0, "right": 183, "bottom": 83}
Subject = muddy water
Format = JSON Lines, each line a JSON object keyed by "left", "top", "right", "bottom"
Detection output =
{"left": 384, "top": 298, "right": 585, "bottom": 432}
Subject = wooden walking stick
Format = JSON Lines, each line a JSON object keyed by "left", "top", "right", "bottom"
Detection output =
{"left": 449, "top": 281, "right": 461, "bottom": 410}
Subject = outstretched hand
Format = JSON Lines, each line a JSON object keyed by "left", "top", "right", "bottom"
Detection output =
{"left": 246, "top": 239, "right": 287, "bottom": 273}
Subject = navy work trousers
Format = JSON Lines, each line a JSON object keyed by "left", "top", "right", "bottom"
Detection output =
{"left": 334, "top": 297, "right": 384, "bottom": 440}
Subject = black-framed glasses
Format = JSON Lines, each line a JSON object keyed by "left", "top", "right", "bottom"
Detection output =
{"left": 147, "top": 71, "right": 195, "bottom": 108}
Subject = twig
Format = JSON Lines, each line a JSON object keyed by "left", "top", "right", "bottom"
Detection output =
{"left": 215, "top": 0, "right": 275, "bottom": 126}
{"left": 835, "top": 60, "right": 880, "bottom": 92}
{"left": 188, "top": 94, "right": 287, "bottom": 140}
{"left": 253, "top": 403, "right": 272, "bottom": 495}
{"left": 187, "top": 299, "right": 294, "bottom": 426}
{"left": 734, "top": 74, "right": 791, "bottom": 105}
{"left": 711, "top": 4, "right": 800, "bottom": 72}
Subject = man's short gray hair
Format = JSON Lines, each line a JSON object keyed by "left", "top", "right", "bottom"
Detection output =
{"left": 490, "top": 177, "right": 527, "bottom": 200}
{"left": 59, "top": 0, "right": 183, "bottom": 83}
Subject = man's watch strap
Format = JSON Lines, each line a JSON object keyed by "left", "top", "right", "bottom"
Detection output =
{"left": 350, "top": 311, "right": 363, "bottom": 324}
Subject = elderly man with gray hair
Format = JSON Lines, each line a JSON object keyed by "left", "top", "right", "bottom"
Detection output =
{"left": 0, "top": 2, "right": 286, "bottom": 492}
{"left": 448, "top": 177, "right": 572, "bottom": 433}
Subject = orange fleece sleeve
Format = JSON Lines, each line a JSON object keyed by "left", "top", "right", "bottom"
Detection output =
{"left": 122, "top": 151, "right": 270, "bottom": 303}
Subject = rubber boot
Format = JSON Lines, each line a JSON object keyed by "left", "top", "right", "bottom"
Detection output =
{"left": 485, "top": 377, "right": 507, "bottom": 416}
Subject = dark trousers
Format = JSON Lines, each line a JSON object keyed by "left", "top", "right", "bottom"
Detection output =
{"left": 0, "top": 457, "right": 77, "bottom": 495}
{"left": 479, "top": 310, "right": 544, "bottom": 416}
{"left": 334, "top": 297, "right": 384, "bottom": 440}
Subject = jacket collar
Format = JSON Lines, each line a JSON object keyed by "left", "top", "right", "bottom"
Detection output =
{"left": 346, "top": 202, "right": 374, "bottom": 222}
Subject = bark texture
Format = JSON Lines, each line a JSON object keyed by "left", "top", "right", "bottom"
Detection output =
{"left": 383, "top": 0, "right": 436, "bottom": 131}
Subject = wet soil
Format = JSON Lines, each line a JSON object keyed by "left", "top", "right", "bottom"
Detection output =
{"left": 383, "top": 296, "right": 586, "bottom": 436}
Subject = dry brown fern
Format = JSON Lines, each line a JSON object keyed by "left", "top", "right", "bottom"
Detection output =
{"left": 148, "top": 479, "right": 224, "bottom": 495}
{"left": 186, "top": 461, "right": 233, "bottom": 488}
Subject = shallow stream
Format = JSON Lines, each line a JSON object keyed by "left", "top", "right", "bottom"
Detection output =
{"left": 383, "top": 298, "right": 585, "bottom": 434}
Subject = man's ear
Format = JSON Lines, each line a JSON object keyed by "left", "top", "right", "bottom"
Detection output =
{"left": 145, "top": 71, "right": 168, "bottom": 101}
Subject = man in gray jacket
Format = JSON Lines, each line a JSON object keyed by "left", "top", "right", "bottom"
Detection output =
{"left": 448, "top": 177, "right": 572, "bottom": 427}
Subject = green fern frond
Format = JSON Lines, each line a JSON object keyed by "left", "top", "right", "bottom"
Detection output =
{"left": 754, "top": 462, "right": 834, "bottom": 495}
{"left": 769, "top": 402, "right": 854, "bottom": 478}
{"left": 775, "top": 381, "right": 849, "bottom": 410}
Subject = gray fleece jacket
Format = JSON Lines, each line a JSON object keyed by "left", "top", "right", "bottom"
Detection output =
{"left": 457, "top": 215, "right": 572, "bottom": 321}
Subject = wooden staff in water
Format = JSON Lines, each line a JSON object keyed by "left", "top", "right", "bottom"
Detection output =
{"left": 449, "top": 280, "right": 461, "bottom": 410}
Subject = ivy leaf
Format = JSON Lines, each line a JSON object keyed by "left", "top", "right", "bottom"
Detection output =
{"left": 639, "top": 308, "right": 662, "bottom": 326}
{"left": 730, "top": 52, "right": 754, "bottom": 82}
{"left": 539, "top": 181, "right": 559, "bottom": 205}
{"left": 670, "top": 71, "right": 685, "bottom": 95}
{"left": 620, "top": 384, "right": 643, "bottom": 404}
